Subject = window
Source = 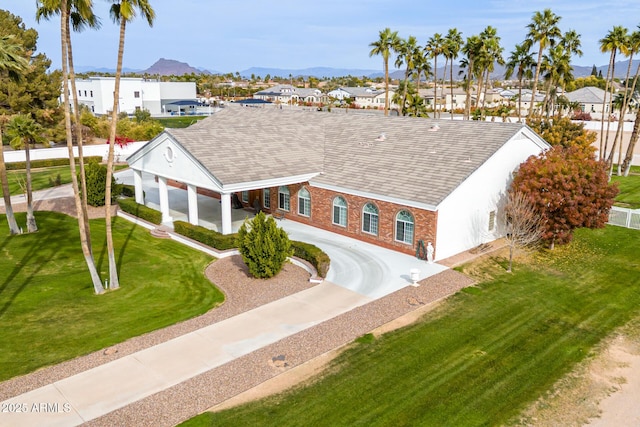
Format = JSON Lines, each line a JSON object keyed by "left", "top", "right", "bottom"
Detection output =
{"left": 241, "top": 191, "right": 249, "bottom": 203}
{"left": 332, "top": 196, "right": 347, "bottom": 227}
{"left": 134, "top": 91, "right": 140, "bottom": 98}
{"left": 78, "top": 90, "right": 81, "bottom": 96}
{"left": 278, "top": 186, "right": 290, "bottom": 211}
{"left": 488, "top": 210, "right": 496, "bottom": 232}
{"left": 298, "top": 188, "right": 310, "bottom": 217}
{"left": 84, "top": 90, "right": 87, "bottom": 97}
{"left": 90, "top": 90, "right": 93, "bottom": 97}
{"left": 395, "top": 210, "right": 414, "bottom": 244}
{"left": 263, "top": 188, "right": 271, "bottom": 209}
{"left": 362, "top": 203, "right": 379, "bottom": 235}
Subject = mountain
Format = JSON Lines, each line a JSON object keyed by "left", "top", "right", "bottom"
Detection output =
{"left": 74, "top": 65, "right": 141, "bottom": 74}
{"left": 143, "top": 58, "right": 211, "bottom": 76}
{"left": 240, "top": 66, "right": 382, "bottom": 79}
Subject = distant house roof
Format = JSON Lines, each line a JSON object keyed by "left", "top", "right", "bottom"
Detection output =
{"left": 565, "top": 87, "right": 606, "bottom": 104}
{"left": 234, "top": 98, "right": 272, "bottom": 105}
{"left": 156, "top": 105, "right": 548, "bottom": 207}
{"left": 166, "top": 100, "right": 200, "bottom": 106}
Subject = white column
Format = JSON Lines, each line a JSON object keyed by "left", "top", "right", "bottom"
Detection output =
{"left": 133, "top": 170, "right": 144, "bottom": 205}
{"left": 158, "top": 176, "right": 172, "bottom": 223}
{"left": 187, "top": 184, "right": 199, "bottom": 225}
{"left": 220, "top": 193, "right": 232, "bottom": 235}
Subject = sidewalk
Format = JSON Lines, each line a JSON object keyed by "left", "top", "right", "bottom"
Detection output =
{"left": 0, "top": 282, "right": 371, "bottom": 427}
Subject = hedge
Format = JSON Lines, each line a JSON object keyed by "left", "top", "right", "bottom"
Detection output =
{"left": 173, "top": 221, "right": 238, "bottom": 251}
{"left": 120, "top": 184, "right": 136, "bottom": 198}
{"left": 118, "top": 198, "right": 162, "bottom": 225}
{"left": 173, "top": 221, "right": 330, "bottom": 277}
{"left": 6, "top": 156, "right": 103, "bottom": 170}
{"left": 291, "top": 240, "right": 330, "bottom": 278}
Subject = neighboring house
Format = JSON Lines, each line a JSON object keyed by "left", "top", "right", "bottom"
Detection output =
{"left": 565, "top": 87, "right": 608, "bottom": 116}
{"left": 326, "top": 87, "right": 397, "bottom": 110}
{"left": 252, "top": 84, "right": 324, "bottom": 105}
{"left": 127, "top": 105, "right": 550, "bottom": 261}
{"left": 63, "top": 76, "right": 197, "bottom": 116}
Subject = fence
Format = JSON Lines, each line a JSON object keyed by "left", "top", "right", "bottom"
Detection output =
{"left": 3, "top": 141, "right": 148, "bottom": 164}
{"left": 608, "top": 206, "right": 640, "bottom": 230}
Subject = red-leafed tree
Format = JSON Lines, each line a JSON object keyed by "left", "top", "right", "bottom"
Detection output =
{"left": 511, "top": 145, "right": 619, "bottom": 249}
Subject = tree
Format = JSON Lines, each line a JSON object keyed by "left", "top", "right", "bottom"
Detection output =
{"left": 528, "top": 117, "right": 596, "bottom": 150}
{"left": 426, "top": 33, "right": 444, "bottom": 118}
{"left": 0, "top": 34, "right": 28, "bottom": 235}
{"left": 526, "top": 9, "right": 562, "bottom": 120}
{"left": 5, "top": 114, "right": 44, "bottom": 232}
{"left": 236, "top": 211, "right": 292, "bottom": 279}
{"left": 461, "top": 35, "right": 481, "bottom": 120}
{"left": 369, "top": 28, "right": 400, "bottom": 116}
{"left": 83, "top": 160, "right": 116, "bottom": 206}
{"left": 106, "top": 0, "right": 156, "bottom": 290}
{"left": 58, "top": 0, "right": 104, "bottom": 293}
{"left": 395, "top": 35, "right": 419, "bottom": 116}
{"left": 505, "top": 43, "right": 535, "bottom": 121}
{"left": 599, "top": 25, "right": 629, "bottom": 160}
{"left": 477, "top": 26, "right": 504, "bottom": 117}
{"left": 444, "top": 28, "right": 463, "bottom": 120}
{"left": 511, "top": 146, "right": 618, "bottom": 249}
{"left": 499, "top": 190, "right": 544, "bottom": 272}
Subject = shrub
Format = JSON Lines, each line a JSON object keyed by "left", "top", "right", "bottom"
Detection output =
{"left": 118, "top": 198, "right": 162, "bottom": 224}
{"left": 6, "top": 156, "right": 103, "bottom": 170}
{"left": 291, "top": 240, "right": 330, "bottom": 278}
{"left": 120, "top": 184, "right": 136, "bottom": 198}
{"left": 83, "top": 161, "right": 116, "bottom": 207}
{"left": 173, "top": 221, "right": 238, "bottom": 250}
{"left": 236, "top": 212, "right": 292, "bottom": 279}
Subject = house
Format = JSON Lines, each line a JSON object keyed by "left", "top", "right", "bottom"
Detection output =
{"left": 126, "top": 105, "right": 549, "bottom": 261}
{"left": 565, "top": 87, "right": 608, "bottom": 117}
{"left": 252, "top": 84, "right": 324, "bottom": 105}
{"left": 327, "top": 87, "right": 397, "bottom": 110}
{"left": 63, "top": 76, "right": 197, "bottom": 116}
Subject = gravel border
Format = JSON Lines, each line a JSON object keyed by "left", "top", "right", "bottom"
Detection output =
{"left": 84, "top": 269, "right": 475, "bottom": 427}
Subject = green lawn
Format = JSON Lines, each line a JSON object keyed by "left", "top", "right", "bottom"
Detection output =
{"left": 0, "top": 212, "right": 223, "bottom": 382}
{"left": 0, "top": 165, "right": 73, "bottom": 197}
{"left": 612, "top": 165, "right": 640, "bottom": 209}
{"left": 182, "top": 225, "right": 640, "bottom": 427}
{"left": 154, "top": 116, "right": 207, "bottom": 128}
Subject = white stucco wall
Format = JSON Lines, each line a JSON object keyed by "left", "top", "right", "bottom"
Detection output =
{"left": 435, "top": 130, "right": 548, "bottom": 260}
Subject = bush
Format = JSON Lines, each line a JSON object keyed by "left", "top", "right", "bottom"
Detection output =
{"left": 291, "top": 240, "right": 330, "bottom": 278}
{"left": 236, "top": 212, "right": 292, "bottom": 279}
{"left": 118, "top": 198, "right": 162, "bottom": 224}
{"left": 83, "top": 161, "right": 117, "bottom": 207}
{"left": 6, "top": 156, "right": 103, "bottom": 170}
{"left": 120, "top": 184, "right": 136, "bottom": 198}
{"left": 173, "top": 221, "right": 238, "bottom": 250}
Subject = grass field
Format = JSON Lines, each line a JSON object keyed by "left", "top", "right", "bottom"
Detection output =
{"left": 0, "top": 212, "right": 223, "bottom": 382}
{"left": 154, "top": 116, "right": 207, "bottom": 128}
{"left": 182, "top": 225, "right": 640, "bottom": 427}
{"left": 612, "top": 165, "right": 640, "bottom": 209}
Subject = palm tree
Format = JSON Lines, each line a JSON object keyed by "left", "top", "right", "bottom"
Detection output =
{"left": 540, "top": 45, "right": 572, "bottom": 118}
{"left": 0, "top": 35, "right": 28, "bottom": 235}
{"left": 369, "top": 28, "right": 400, "bottom": 116}
{"left": 444, "top": 28, "right": 463, "bottom": 119}
{"left": 622, "top": 28, "right": 640, "bottom": 176}
{"left": 478, "top": 26, "right": 504, "bottom": 117}
{"left": 6, "top": 115, "right": 44, "bottom": 232}
{"left": 505, "top": 43, "right": 535, "bottom": 121}
{"left": 461, "top": 35, "right": 481, "bottom": 120}
{"left": 599, "top": 26, "right": 629, "bottom": 162}
{"left": 426, "top": 33, "right": 445, "bottom": 118}
{"left": 106, "top": 0, "right": 156, "bottom": 290}
{"left": 525, "top": 9, "right": 562, "bottom": 120}
{"left": 58, "top": 0, "right": 104, "bottom": 294}
{"left": 395, "top": 35, "right": 419, "bottom": 116}
{"left": 37, "top": 0, "right": 101, "bottom": 250}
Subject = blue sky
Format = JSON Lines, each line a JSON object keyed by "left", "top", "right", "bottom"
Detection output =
{"left": 4, "top": 0, "right": 640, "bottom": 73}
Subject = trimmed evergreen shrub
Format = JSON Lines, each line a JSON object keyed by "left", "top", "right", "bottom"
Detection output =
{"left": 6, "top": 156, "right": 103, "bottom": 170}
{"left": 236, "top": 212, "right": 292, "bottom": 279}
{"left": 291, "top": 240, "right": 330, "bottom": 278}
{"left": 120, "top": 184, "right": 136, "bottom": 198}
{"left": 173, "top": 221, "right": 238, "bottom": 250}
{"left": 118, "top": 198, "right": 162, "bottom": 224}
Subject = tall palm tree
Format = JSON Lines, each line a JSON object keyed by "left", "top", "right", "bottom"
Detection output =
{"left": 395, "top": 35, "right": 418, "bottom": 116}
{"left": 58, "top": 0, "right": 104, "bottom": 293}
{"left": 444, "top": 28, "right": 463, "bottom": 119}
{"left": 622, "top": 28, "right": 640, "bottom": 176}
{"left": 599, "top": 26, "right": 629, "bottom": 161}
{"left": 106, "top": 0, "right": 156, "bottom": 290}
{"left": 461, "top": 35, "right": 481, "bottom": 120}
{"left": 426, "top": 33, "right": 444, "bottom": 118}
{"left": 505, "top": 43, "right": 535, "bottom": 121}
{"left": 6, "top": 115, "right": 44, "bottom": 232}
{"left": 611, "top": 29, "right": 640, "bottom": 174}
{"left": 478, "top": 26, "right": 504, "bottom": 117}
{"left": 369, "top": 28, "right": 400, "bottom": 116}
{"left": 540, "top": 45, "right": 572, "bottom": 118}
{"left": 0, "top": 35, "right": 28, "bottom": 235}
{"left": 525, "top": 8, "right": 562, "bottom": 120}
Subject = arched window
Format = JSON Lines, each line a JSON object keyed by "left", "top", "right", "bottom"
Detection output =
{"left": 298, "top": 188, "right": 311, "bottom": 217}
{"left": 278, "top": 186, "right": 290, "bottom": 211}
{"left": 395, "top": 210, "right": 414, "bottom": 244}
{"left": 362, "top": 203, "right": 379, "bottom": 235}
{"left": 332, "top": 196, "right": 347, "bottom": 227}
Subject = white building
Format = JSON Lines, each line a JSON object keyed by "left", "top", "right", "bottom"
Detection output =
{"left": 63, "top": 77, "right": 197, "bottom": 116}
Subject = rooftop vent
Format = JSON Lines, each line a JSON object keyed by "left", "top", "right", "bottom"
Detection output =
{"left": 375, "top": 132, "right": 386, "bottom": 142}
{"left": 428, "top": 124, "right": 440, "bottom": 132}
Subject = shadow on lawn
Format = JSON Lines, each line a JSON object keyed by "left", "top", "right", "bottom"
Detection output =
{"left": 0, "top": 213, "right": 66, "bottom": 318}
{"left": 95, "top": 217, "right": 138, "bottom": 280}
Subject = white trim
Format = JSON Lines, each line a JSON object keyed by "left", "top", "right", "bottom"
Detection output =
{"left": 222, "top": 172, "right": 320, "bottom": 193}
{"left": 310, "top": 181, "right": 438, "bottom": 212}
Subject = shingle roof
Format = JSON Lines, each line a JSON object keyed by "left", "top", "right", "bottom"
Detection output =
{"left": 166, "top": 106, "right": 536, "bottom": 206}
{"left": 565, "top": 87, "right": 606, "bottom": 103}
